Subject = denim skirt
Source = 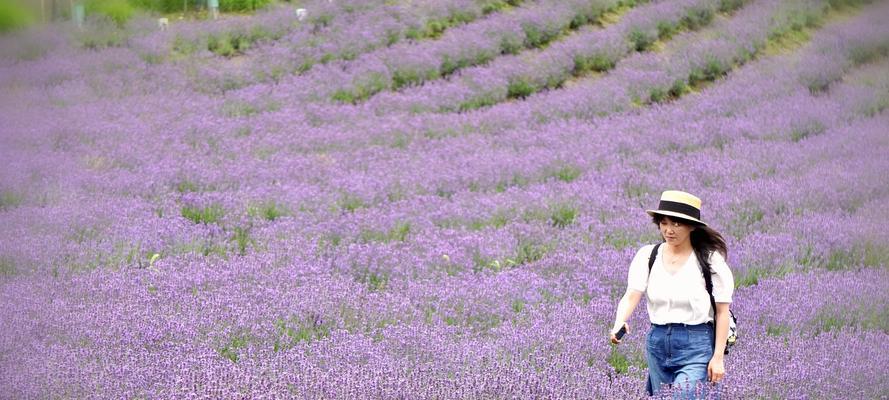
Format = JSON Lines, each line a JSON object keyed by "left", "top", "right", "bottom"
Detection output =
{"left": 646, "top": 322, "right": 717, "bottom": 399}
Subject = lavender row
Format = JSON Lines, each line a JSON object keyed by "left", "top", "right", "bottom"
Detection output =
{"left": 230, "top": 0, "right": 851, "bottom": 156}
{"left": 167, "top": 0, "right": 527, "bottom": 93}
{"left": 224, "top": 0, "right": 630, "bottom": 105}
{"left": 367, "top": 0, "right": 740, "bottom": 114}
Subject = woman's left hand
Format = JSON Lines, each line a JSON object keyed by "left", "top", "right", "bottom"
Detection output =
{"left": 707, "top": 357, "right": 725, "bottom": 383}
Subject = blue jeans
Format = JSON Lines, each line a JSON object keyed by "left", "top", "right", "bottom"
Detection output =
{"left": 646, "top": 323, "right": 718, "bottom": 399}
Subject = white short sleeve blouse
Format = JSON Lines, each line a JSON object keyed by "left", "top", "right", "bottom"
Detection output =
{"left": 627, "top": 244, "right": 734, "bottom": 325}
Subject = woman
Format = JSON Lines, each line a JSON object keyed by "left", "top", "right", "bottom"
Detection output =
{"left": 609, "top": 190, "right": 734, "bottom": 398}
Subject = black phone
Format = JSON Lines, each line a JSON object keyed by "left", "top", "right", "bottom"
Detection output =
{"left": 615, "top": 325, "right": 627, "bottom": 340}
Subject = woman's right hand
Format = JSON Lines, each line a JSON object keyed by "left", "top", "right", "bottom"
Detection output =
{"left": 610, "top": 323, "right": 629, "bottom": 344}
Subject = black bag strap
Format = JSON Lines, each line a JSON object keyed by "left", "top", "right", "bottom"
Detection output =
{"left": 647, "top": 243, "right": 662, "bottom": 272}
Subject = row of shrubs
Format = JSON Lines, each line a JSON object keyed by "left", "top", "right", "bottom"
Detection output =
{"left": 0, "top": 0, "right": 272, "bottom": 34}
{"left": 131, "top": 0, "right": 272, "bottom": 13}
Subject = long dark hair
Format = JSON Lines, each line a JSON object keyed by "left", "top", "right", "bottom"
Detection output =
{"left": 652, "top": 214, "right": 728, "bottom": 263}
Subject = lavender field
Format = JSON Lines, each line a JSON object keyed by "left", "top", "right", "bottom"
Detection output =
{"left": 1, "top": 0, "right": 888, "bottom": 398}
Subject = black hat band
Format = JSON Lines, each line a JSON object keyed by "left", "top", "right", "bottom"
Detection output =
{"left": 657, "top": 200, "right": 701, "bottom": 221}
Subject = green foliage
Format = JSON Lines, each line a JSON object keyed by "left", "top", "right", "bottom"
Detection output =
{"left": 734, "top": 262, "right": 794, "bottom": 288}
{"left": 522, "top": 22, "right": 560, "bottom": 48}
{"left": 354, "top": 269, "right": 389, "bottom": 292}
{"left": 511, "top": 299, "right": 525, "bottom": 313}
{"left": 648, "top": 87, "right": 669, "bottom": 104}
{"left": 481, "top": 0, "right": 512, "bottom": 14}
{"left": 74, "top": 18, "right": 130, "bottom": 49}
{"left": 174, "top": 239, "right": 228, "bottom": 258}
{"left": 551, "top": 165, "right": 582, "bottom": 183}
{"left": 208, "top": 35, "right": 237, "bottom": 57}
{"left": 0, "top": 256, "right": 16, "bottom": 276}
{"left": 181, "top": 204, "right": 224, "bottom": 224}
{"left": 718, "top": 0, "right": 745, "bottom": 13}
{"left": 273, "top": 314, "right": 330, "bottom": 352}
{"left": 648, "top": 78, "right": 690, "bottom": 103}
{"left": 848, "top": 42, "right": 889, "bottom": 66}
{"left": 331, "top": 89, "right": 357, "bottom": 104}
{"left": 811, "top": 308, "right": 847, "bottom": 335}
{"left": 656, "top": 20, "right": 676, "bottom": 39}
{"left": 129, "top": 0, "right": 202, "bottom": 13}
{"left": 506, "top": 78, "right": 535, "bottom": 99}
{"left": 607, "top": 346, "right": 631, "bottom": 374}
{"left": 219, "top": 0, "right": 272, "bottom": 12}
{"left": 628, "top": 28, "right": 656, "bottom": 51}
{"left": 0, "top": 190, "right": 23, "bottom": 211}
{"left": 689, "top": 56, "right": 729, "bottom": 86}
{"left": 332, "top": 73, "right": 389, "bottom": 103}
{"left": 86, "top": 0, "right": 135, "bottom": 27}
{"left": 174, "top": 179, "right": 202, "bottom": 193}
{"left": 464, "top": 209, "right": 511, "bottom": 231}
{"left": 668, "top": 78, "right": 689, "bottom": 98}
{"left": 499, "top": 35, "right": 524, "bottom": 55}
{"left": 726, "top": 203, "right": 764, "bottom": 238}
{"left": 221, "top": 99, "right": 260, "bottom": 117}
{"left": 623, "top": 182, "right": 653, "bottom": 200}
{"left": 360, "top": 221, "right": 411, "bottom": 243}
{"left": 550, "top": 203, "right": 578, "bottom": 228}
{"left": 766, "top": 323, "right": 790, "bottom": 336}
{"left": 458, "top": 93, "right": 500, "bottom": 112}
{"left": 248, "top": 201, "right": 289, "bottom": 221}
{"left": 0, "top": 0, "right": 34, "bottom": 33}
{"left": 310, "top": 12, "right": 333, "bottom": 30}
{"left": 217, "top": 332, "right": 250, "bottom": 363}
{"left": 495, "top": 174, "right": 529, "bottom": 193}
{"left": 230, "top": 226, "right": 253, "bottom": 256}
{"left": 392, "top": 67, "right": 439, "bottom": 90}
{"left": 824, "top": 249, "right": 857, "bottom": 271}
{"left": 514, "top": 239, "right": 548, "bottom": 265}
{"left": 863, "top": 242, "right": 889, "bottom": 267}
{"left": 574, "top": 52, "right": 616, "bottom": 74}
{"left": 337, "top": 193, "right": 365, "bottom": 213}
{"left": 473, "top": 239, "right": 549, "bottom": 272}
{"left": 440, "top": 48, "right": 493, "bottom": 77}
{"left": 789, "top": 120, "right": 825, "bottom": 142}
{"left": 680, "top": 7, "right": 713, "bottom": 31}
{"left": 172, "top": 35, "right": 199, "bottom": 55}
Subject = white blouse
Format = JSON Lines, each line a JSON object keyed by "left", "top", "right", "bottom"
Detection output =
{"left": 627, "top": 244, "right": 734, "bottom": 325}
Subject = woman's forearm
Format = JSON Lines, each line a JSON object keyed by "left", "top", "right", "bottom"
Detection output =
{"left": 712, "top": 303, "right": 731, "bottom": 358}
{"left": 611, "top": 290, "right": 643, "bottom": 333}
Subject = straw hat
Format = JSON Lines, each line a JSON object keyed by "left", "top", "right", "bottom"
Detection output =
{"left": 646, "top": 190, "right": 707, "bottom": 226}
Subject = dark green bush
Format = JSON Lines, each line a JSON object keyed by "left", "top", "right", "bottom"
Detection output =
{"left": 522, "top": 23, "right": 560, "bottom": 48}
{"left": 628, "top": 28, "right": 656, "bottom": 51}
{"left": 574, "top": 52, "right": 616, "bottom": 73}
{"left": 681, "top": 7, "right": 713, "bottom": 30}
{"left": 219, "top": 0, "right": 271, "bottom": 12}
{"left": 718, "top": 0, "right": 745, "bottom": 13}
{"left": 507, "top": 78, "right": 535, "bottom": 99}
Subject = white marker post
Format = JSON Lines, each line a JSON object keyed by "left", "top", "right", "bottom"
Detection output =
{"left": 295, "top": 8, "right": 307, "bottom": 21}
{"left": 207, "top": 0, "right": 219, "bottom": 20}
{"left": 158, "top": 17, "right": 169, "bottom": 31}
{"left": 73, "top": 2, "right": 85, "bottom": 29}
